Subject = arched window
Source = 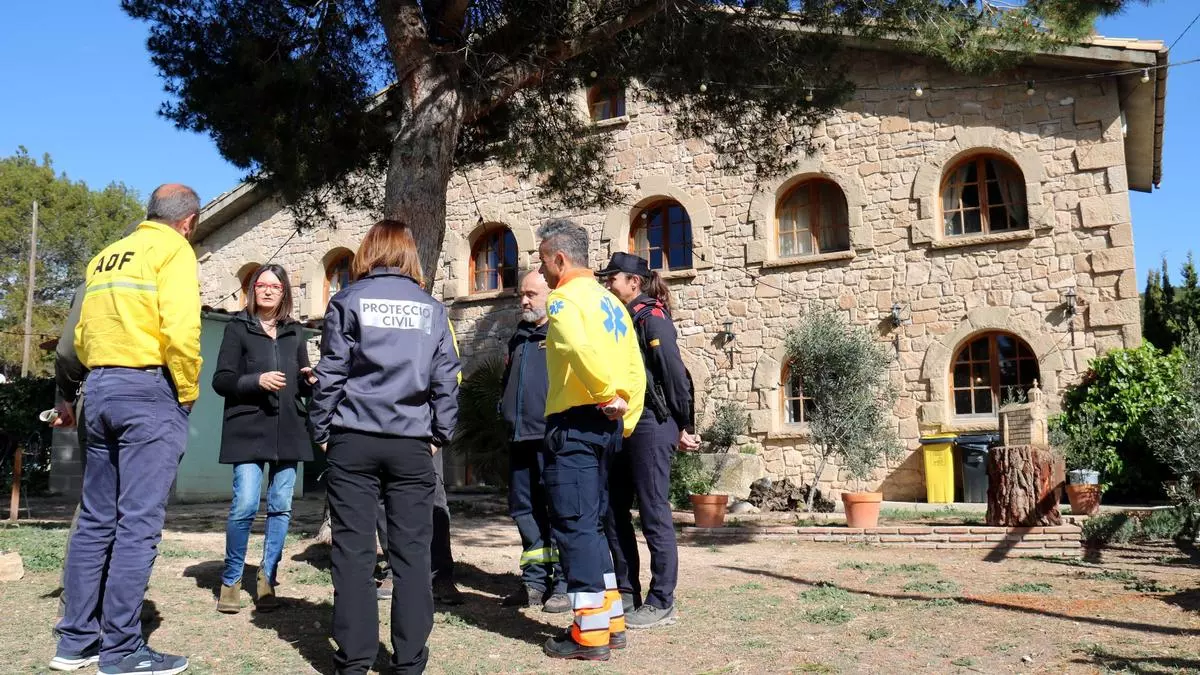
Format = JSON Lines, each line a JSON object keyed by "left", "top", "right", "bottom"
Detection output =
{"left": 777, "top": 178, "right": 851, "bottom": 257}
{"left": 324, "top": 251, "right": 353, "bottom": 305}
{"left": 588, "top": 83, "right": 626, "bottom": 122}
{"left": 470, "top": 226, "right": 519, "bottom": 293}
{"left": 941, "top": 154, "right": 1028, "bottom": 237}
{"left": 952, "top": 332, "right": 1040, "bottom": 418}
{"left": 630, "top": 200, "right": 693, "bottom": 272}
{"left": 236, "top": 263, "right": 261, "bottom": 308}
{"left": 782, "top": 361, "right": 816, "bottom": 426}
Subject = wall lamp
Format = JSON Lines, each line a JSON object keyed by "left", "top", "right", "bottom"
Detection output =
{"left": 1063, "top": 287, "right": 1078, "bottom": 319}
{"left": 889, "top": 303, "right": 910, "bottom": 329}
{"left": 720, "top": 319, "right": 736, "bottom": 367}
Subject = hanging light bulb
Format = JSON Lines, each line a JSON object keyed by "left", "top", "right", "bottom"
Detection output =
{"left": 1025, "top": 80, "right": 1036, "bottom": 96}
{"left": 699, "top": 83, "right": 708, "bottom": 93}
{"left": 805, "top": 88, "right": 814, "bottom": 102}
{"left": 913, "top": 85, "right": 924, "bottom": 98}
{"left": 589, "top": 70, "right": 598, "bottom": 80}
{"left": 1140, "top": 68, "right": 1151, "bottom": 83}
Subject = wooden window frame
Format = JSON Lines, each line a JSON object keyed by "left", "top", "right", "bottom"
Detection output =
{"left": 469, "top": 226, "right": 519, "bottom": 294}
{"left": 323, "top": 252, "right": 353, "bottom": 306}
{"left": 950, "top": 332, "right": 1040, "bottom": 420}
{"left": 781, "top": 361, "right": 815, "bottom": 426}
{"left": 629, "top": 200, "right": 694, "bottom": 272}
{"left": 588, "top": 83, "right": 626, "bottom": 122}
{"left": 776, "top": 178, "right": 851, "bottom": 257}
{"left": 940, "top": 154, "right": 1028, "bottom": 238}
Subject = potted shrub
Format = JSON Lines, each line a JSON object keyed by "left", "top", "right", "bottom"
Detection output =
{"left": 1050, "top": 410, "right": 1108, "bottom": 516}
{"left": 784, "top": 305, "right": 903, "bottom": 527}
{"left": 672, "top": 402, "right": 745, "bottom": 528}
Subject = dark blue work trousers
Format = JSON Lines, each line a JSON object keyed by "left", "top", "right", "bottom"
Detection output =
{"left": 508, "top": 440, "right": 565, "bottom": 594}
{"left": 56, "top": 367, "right": 189, "bottom": 667}
{"left": 606, "top": 416, "right": 680, "bottom": 609}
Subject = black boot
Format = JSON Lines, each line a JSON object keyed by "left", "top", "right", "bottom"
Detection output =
{"left": 543, "top": 630, "right": 611, "bottom": 661}
{"left": 501, "top": 583, "right": 539, "bottom": 608}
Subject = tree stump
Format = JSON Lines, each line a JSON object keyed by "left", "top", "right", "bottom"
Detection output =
{"left": 986, "top": 445, "right": 1064, "bottom": 527}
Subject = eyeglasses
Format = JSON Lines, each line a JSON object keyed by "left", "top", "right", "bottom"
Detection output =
{"left": 254, "top": 282, "right": 284, "bottom": 293}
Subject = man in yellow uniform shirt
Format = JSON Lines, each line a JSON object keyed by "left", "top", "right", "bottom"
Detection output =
{"left": 535, "top": 218, "right": 645, "bottom": 661}
{"left": 51, "top": 184, "right": 202, "bottom": 675}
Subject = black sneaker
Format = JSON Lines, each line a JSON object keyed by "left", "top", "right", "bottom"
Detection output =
{"left": 626, "top": 603, "right": 677, "bottom": 630}
{"left": 98, "top": 646, "right": 188, "bottom": 675}
{"left": 609, "top": 631, "right": 628, "bottom": 650}
{"left": 433, "top": 578, "right": 464, "bottom": 606}
{"left": 48, "top": 643, "right": 99, "bottom": 671}
{"left": 543, "top": 630, "right": 610, "bottom": 661}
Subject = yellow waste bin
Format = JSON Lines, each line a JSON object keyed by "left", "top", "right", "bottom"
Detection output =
{"left": 919, "top": 433, "right": 957, "bottom": 504}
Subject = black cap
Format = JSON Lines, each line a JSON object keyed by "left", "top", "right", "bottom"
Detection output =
{"left": 597, "top": 252, "right": 652, "bottom": 278}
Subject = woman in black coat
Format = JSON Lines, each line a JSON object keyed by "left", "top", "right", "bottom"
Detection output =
{"left": 211, "top": 264, "right": 316, "bottom": 614}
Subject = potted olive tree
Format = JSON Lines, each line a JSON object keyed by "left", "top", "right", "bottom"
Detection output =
{"left": 1050, "top": 410, "right": 1107, "bottom": 516}
{"left": 676, "top": 402, "right": 745, "bottom": 528}
{"left": 784, "top": 305, "right": 903, "bottom": 527}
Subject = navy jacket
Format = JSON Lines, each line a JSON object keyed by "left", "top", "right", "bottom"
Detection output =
{"left": 310, "top": 268, "right": 461, "bottom": 446}
{"left": 500, "top": 320, "right": 549, "bottom": 442}
{"left": 629, "top": 295, "right": 695, "bottom": 433}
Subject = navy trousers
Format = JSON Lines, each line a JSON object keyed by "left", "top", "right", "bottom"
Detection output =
{"left": 543, "top": 408, "right": 620, "bottom": 601}
{"left": 508, "top": 440, "right": 565, "bottom": 594}
{"left": 56, "top": 367, "right": 189, "bottom": 667}
{"left": 606, "top": 417, "right": 680, "bottom": 609}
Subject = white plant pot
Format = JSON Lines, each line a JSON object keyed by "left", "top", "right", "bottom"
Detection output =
{"left": 1068, "top": 469, "right": 1100, "bottom": 485}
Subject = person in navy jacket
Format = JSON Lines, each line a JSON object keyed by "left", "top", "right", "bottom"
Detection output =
{"left": 498, "top": 270, "right": 571, "bottom": 613}
{"left": 599, "top": 252, "right": 700, "bottom": 631}
{"left": 310, "top": 220, "right": 461, "bottom": 675}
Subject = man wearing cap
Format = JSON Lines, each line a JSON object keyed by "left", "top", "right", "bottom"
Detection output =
{"left": 535, "top": 219, "right": 645, "bottom": 661}
{"left": 598, "top": 252, "right": 700, "bottom": 630}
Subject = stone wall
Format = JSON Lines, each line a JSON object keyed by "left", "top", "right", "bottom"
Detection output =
{"left": 195, "top": 49, "right": 1141, "bottom": 499}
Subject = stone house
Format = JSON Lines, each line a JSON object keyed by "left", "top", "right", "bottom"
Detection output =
{"left": 194, "top": 35, "right": 1167, "bottom": 499}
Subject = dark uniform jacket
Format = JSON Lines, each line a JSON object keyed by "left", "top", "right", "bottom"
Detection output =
{"left": 628, "top": 294, "right": 695, "bottom": 433}
{"left": 211, "top": 310, "right": 316, "bottom": 464}
{"left": 500, "top": 320, "right": 549, "bottom": 442}
{"left": 310, "top": 268, "right": 461, "bottom": 446}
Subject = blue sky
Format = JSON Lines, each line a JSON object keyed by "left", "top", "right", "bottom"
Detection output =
{"left": 0, "top": 1, "right": 1194, "bottom": 284}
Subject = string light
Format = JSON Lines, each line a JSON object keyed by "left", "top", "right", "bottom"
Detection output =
{"left": 1141, "top": 68, "right": 1151, "bottom": 83}
{"left": 589, "top": 70, "right": 598, "bottom": 79}
{"left": 913, "top": 85, "right": 924, "bottom": 98}
{"left": 1025, "top": 80, "right": 1036, "bottom": 96}
{"left": 699, "top": 83, "right": 708, "bottom": 93}
{"left": 805, "top": 88, "right": 814, "bottom": 102}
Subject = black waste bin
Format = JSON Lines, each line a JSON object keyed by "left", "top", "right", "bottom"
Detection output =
{"left": 955, "top": 433, "right": 1000, "bottom": 503}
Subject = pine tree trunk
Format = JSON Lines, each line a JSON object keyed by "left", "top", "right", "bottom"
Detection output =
{"left": 986, "top": 445, "right": 1064, "bottom": 527}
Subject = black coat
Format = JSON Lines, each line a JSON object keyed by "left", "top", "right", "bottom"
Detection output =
{"left": 212, "top": 310, "right": 315, "bottom": 464}
{"left": 500, "top": 321, "right": 549, "bottom": 442}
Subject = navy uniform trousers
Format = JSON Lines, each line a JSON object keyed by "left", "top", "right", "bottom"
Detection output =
{"left": 509, "top": 439, "right": 565, "bottom": 595}
{"left": 56, "top": 367, "right": 189, "bottom": 668}
{"left": 606, "top": 415, "right": 680, "bottom": 610}
{"left": 543, "top": 406, "right": 624, "bottom": 647}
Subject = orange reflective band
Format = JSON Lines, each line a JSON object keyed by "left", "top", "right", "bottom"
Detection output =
{"left": 571, "top": 623, "right": 611, "bottom": 648}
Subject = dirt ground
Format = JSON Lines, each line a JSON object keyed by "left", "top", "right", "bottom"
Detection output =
{"left": 3, "top": 495, "right": 1200, "bottom": 674}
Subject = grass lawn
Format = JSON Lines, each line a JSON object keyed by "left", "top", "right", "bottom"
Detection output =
{"left": 2, "top": 497, "right": 1200, "bottom": 674}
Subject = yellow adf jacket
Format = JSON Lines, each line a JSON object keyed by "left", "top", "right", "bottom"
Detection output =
{"left": 544, "top": 269, "right": 645, "bottom": 437}
{"left": 75, "top": 221, "right": 203, "bottom": 403}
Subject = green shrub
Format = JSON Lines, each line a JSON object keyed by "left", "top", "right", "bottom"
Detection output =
{"left": 451, "top": 358, "right": 508, "bottom": 486}
{"left": 670, "top": 452, "right": 713, "bottom": 509}
{"left": 1057, "top": 344, "right": 1185, "bottom": 500}
{"left": 702, "top": 401, "right": 748, "bottom": 451}
{"left": 0, "top": 377, "right": 55, "bottom": 494}
{"left": 1081, "top": 509, "right": 1187, "bottom": 546}
{"left": 1144, "top": 325, "right": 1200, "bottom": 540}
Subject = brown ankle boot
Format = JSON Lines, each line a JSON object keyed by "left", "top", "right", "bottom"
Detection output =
{"left": 256, "top": 570, "right": 278, "bottom": 612}
{"left": 217, "top": 581, "right": 241, "bottom": 614}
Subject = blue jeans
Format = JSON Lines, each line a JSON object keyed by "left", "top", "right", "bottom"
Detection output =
{"left": 222, "top": 461, "right": 297, "bottom": 587}
{"left": 56, "top": 367, "right": 189, "bottom": 667}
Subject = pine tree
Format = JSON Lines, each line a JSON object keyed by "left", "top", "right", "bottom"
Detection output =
{"left": 1177, "top": 251, "right": 1200, "bottom": 337}
{"left": 1143, "top": 268, "right": 1173, "bottom": 350}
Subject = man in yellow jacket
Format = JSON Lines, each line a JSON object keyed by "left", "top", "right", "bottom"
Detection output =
{"left": 52, "top": 184, "right": 202, "bottom": 675}
{"left": 535, "top": 218, "right": 645, "bottom": 661}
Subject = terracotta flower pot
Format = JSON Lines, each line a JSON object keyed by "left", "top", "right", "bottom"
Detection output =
{"left": 690, "top": 494, "right": 729, "bottom": 529}
{"left": 1066, "top": 484, "right": 1101, "bottom": 516}
{"left": 841, "top": 491, "right": 883, "bottom": 529}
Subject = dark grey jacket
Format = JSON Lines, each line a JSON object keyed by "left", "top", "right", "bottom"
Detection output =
{"left": 500, "top": 320, "right": 549, "bottom": 442}
{"left": 310, "top": 268, "right": 461, "bottom": 446}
